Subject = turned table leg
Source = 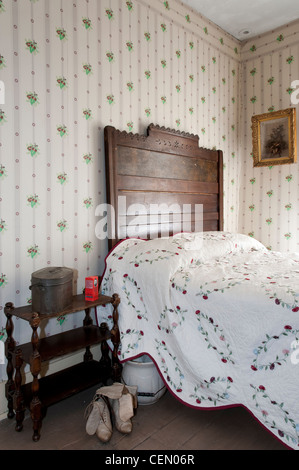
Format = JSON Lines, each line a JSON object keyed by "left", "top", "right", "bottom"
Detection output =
{"left": 110, "top": 294, "right": 122, "bottom": 382}
{"left": 99, "top": 322, "right": 111, "bottom": 383}
{"left": 14, "top": 348, "right": 25, "bottom": 432}
{"left": 29, "top": 312, "right": 42, "bottom": 442}
{"left": 83, "top": 306, "right": 93, "bottom": 362}
{"left": 4, "top": 302, "right": 16, "bottom": 419}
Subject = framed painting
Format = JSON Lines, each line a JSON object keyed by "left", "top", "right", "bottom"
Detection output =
{"left": 251, "top": 108, "right": 297, "bottom": 167}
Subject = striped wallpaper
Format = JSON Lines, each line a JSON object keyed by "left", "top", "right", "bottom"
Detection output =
{"left": 0, "top": 1, "right": 298, "bottom": 383}
{"left": 240, "top": 20, "right": 299, "bottom": 252}
{"left": 0, "top": 0, "right": 241, "bottom": 380}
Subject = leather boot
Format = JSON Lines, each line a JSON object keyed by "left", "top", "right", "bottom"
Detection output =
{"left": 110, "top": 396, "right": 132, "bottom": 434}
{"left": 85, "top": 396, "right": 112, "bottom": 442}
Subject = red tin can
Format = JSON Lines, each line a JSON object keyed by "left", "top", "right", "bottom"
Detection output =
{"left": 85, "top": 276, "right": 99, "bottom": 301}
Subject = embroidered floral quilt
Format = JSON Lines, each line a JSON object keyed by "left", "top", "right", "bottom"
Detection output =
{"left": 97, "top": 232, "right": 299, "bottom": 449}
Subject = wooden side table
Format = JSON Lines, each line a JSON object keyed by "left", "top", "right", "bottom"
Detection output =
{"left": 4, "top": 293, "right": 121, "bottom": 442}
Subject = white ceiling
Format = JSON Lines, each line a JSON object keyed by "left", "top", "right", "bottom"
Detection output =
{"left": 181, "top": 0, "right": 299, "bottom": 40}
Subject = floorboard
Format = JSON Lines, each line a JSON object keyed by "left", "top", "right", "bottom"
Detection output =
{"left": 0, "top": 386, "right": 288, "bottom": 451}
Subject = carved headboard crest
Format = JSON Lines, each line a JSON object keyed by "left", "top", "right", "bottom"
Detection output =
{"left": 104, "top": 124, "right": 223, "bottom": 249}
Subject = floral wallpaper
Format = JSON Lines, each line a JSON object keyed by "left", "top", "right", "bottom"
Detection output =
{"left": 0, "top": 0, "right": 242, "bottom": 383}
{"left": 0, "top": 0, "right": 298, "bottom": 390}
{"left": 240, "top": 21, "right": 299, "bottom": 252}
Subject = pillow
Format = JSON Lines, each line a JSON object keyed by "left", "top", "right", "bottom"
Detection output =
{"left": 174, "top": 231, "right": 266, "bottom": 261}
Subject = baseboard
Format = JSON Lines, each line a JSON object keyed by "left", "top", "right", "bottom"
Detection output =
{"left": 0, "top": 345, "right": 102, "bottom": 421}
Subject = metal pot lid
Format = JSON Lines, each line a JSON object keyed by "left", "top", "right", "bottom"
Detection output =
{"left": 31, "top": 266, "right": 73, "bottom": 280}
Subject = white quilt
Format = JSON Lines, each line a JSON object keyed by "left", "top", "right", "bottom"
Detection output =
{"left": 97, "top": 232, "right": 299, "bottom": 449}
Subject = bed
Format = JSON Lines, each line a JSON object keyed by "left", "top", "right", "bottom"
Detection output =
{"left": 98, "top": 124, "right": 299, "bottom": 450}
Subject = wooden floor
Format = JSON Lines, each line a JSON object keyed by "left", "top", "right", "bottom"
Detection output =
{"left": 0, "top": 385, "right": 288, "bottom": 451}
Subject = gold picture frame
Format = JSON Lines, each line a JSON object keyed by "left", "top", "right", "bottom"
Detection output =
{"left": 252, "top": 107, "right": 297, "bottom": 167}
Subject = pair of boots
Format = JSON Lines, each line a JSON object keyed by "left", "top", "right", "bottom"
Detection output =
{"left": 85, "top": 382, "right": 137, "bottom": 442}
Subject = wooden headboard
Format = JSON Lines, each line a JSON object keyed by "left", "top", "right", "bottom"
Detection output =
{"left": 104, "top": 124, "right": 223, "bottom": 250}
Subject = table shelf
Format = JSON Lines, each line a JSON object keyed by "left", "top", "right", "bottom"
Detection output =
{"left": 19, "top": 325, "right": 111, "bottom": 364}
{"left": 21, "top": 360, "right": 108, "bottom": 409}
{"left": 4, "top": 293, "right": 121, "bottom": 442}
{"left": 11, "top": 293, "right": 113, "bottom": 322}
